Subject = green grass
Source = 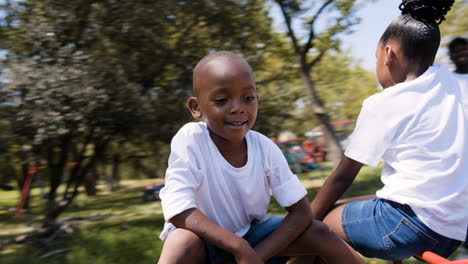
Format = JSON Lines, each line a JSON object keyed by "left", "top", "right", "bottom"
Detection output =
{"left": 0, "top": 165, "right": 463, "bottom": 263}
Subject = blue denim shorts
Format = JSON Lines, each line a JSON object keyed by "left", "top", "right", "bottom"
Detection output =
{"left": 204, "top": 216, "right": 289, "bottom": 264}
{"left": 166, "top": 216, "right": 289, "bottom": 264}
{"left": 342, "top": 198, "right": 461, "bottom": 261}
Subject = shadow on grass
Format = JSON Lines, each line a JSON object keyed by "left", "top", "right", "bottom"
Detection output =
{"left": 64, "top": 186, "right": 148, "bottom": 213}
{"left": 1, "top": 214, "right": 166, "bottom": 264}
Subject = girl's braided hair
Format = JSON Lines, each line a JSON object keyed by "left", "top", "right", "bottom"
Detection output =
{"left": 399, "top": 0, "right": 455, "bottom": 24}
{"left": 379, "top": 0, "right": 455, "bottom": 68}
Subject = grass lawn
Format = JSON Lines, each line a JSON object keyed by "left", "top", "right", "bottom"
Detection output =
{"left": 0, "top": 164, "right": 463, "bottom": 263}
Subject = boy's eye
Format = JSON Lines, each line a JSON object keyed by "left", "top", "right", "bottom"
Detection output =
{"left": 245, "top": 96, "right": 255, "bottom": 102}
{"left": 214, "top": 98, "right": 227, "bottom": 104}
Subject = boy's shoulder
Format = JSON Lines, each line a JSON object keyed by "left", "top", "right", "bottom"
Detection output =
{"left": 246, "top": 129, "right": 278, "bottom": 151}
{"left": 174, "top": 122, "right": 208, "bottom": 139}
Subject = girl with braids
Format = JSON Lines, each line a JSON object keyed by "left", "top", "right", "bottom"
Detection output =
{"left": 310, "top": 0, "right": 467, "bottom": 261}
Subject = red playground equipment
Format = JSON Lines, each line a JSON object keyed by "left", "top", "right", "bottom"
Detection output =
{"left": 393, "top": 251, "right": 468, "bottom": 264}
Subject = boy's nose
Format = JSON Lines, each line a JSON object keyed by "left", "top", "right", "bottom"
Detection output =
{"left": 230, "top": 100, "right": 245, "bottom": 114}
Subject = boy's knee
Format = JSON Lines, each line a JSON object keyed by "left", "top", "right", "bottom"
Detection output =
{"left": 166, "top": 228, "right": 204, "bottom": 252}
{"left": 160, "top": 228, "right": 205, "bottom": 263}
{"left": 310, "top": 220, "right": 333, "bottom": 235}
{"left": 303, "top": 220, "right": 340, "bottom": 243}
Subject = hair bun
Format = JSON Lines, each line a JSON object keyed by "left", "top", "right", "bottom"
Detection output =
{"left": 399, "top": 0, "right": 455, "bottom": 24}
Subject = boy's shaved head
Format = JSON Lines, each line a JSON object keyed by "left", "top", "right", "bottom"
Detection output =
{"left": 187, "top": 50, "right": 258, "bottom": 147}
{"left": 192, "top": 51, "right": 254, "bottom": 97}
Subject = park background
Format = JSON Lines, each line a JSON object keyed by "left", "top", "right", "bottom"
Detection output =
{"left": 0, "top": 0, "right": 467, "bottom": 263}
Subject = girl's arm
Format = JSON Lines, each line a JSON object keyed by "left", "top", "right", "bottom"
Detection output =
{"left": 169, "top": 208, "right": 263, "bottom": 264}
{"left": 253, "top": 196, "right": 312, "bottom": 261}
{"left": 311, "top": 156, "right": 363, "bottom": 220}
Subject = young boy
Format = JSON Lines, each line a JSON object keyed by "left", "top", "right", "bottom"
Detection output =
{"left": 449, "top": 36, "right": 468, "bottom": 252}
{"left": 158, "top": 51, "right": 364, "bottom": 264}
{"left": 449, "top": 37, "right": 468, "bottom": 75}
{"left": 449, "top": 36, "right": 468, "bottom": 118}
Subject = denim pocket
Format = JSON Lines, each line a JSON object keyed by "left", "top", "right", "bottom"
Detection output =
{"left": 383, "top": 217, "right": 438, "bottom": 260}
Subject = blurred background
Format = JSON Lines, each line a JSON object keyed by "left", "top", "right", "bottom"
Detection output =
{"left": 0, "top": 0, "right": 466, "bottom": 263}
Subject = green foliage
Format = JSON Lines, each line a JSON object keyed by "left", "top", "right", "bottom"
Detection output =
{"left": 440, "top": 0, "right": 468, "bottom": 40}
{"left": 0, "top": 0, "right": 378, "bottom": 229}
{"left": 438, "top": 0, "right": 468, "bottom": 65}
{"left": 253, "top": 42, "right": 304, "bottom": 137}
{"left": 0, "top": 0, "right": 299, "bottom": 224}
{"left": 274, "top": 0, "right": 373, "bottom": 166}
{"left": 0, "top": 106, "right": 21, "bottom": 187}
{"left": 278, "top": 52, "right": 378, "bottom": 138}
{"left": 313, "top": 52, "right": 378, "bottom": 131}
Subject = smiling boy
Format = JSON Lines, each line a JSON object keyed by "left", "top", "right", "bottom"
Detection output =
{"left": 158, "top": 51, "right": 364, "bottom": 264}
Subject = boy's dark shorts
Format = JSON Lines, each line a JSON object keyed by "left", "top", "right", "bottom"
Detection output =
{"left": 167, "top": 215, "right": 289, "bottom": 263}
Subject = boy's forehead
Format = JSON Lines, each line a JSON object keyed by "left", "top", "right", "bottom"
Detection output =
{"left": 452, "top": 43, "right": 468, "bottom": 51}
{"left": 197, "top": 55, "right": 251, "bottom": 75}
{"left": 193, "top": 55, "right": 254, "bottom": 95}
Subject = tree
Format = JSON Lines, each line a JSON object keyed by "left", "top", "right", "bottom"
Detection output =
{"left": 274, "top": 0, "right": 364, "bottom": 166}
{"left": 440, "top": 0, "right": 468, "bottom": 39}
{"left": 313, "top": 52, "right": 377, "bottom": 126}
{"left": 0, "top": 105, "right": 22, "bottom": 192}
{"left": 253, "top": 38, "right": 305, "bottom": 138}
{"left": 281, "top": 52, "right": 378, "bottom": 139}
{"left": 437, "top": 0, "right": 468, "bottom": 66}
{"left": 0, "top": 0, "right": 292, "bottom": 233}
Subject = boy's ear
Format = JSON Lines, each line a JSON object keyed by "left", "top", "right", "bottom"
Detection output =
{"left": 187, "top": 97, "right": 202, "bottom": 119}
{"left": 384, "top": 44, "right": 395, "bottom": 65}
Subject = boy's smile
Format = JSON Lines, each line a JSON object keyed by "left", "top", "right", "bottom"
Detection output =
{"left": 188, "top": 54, "right": 258, "bottom": 148}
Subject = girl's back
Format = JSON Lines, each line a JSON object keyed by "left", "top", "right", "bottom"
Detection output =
{"left": 347, "top": 62, "right": 467, "bottom": 241}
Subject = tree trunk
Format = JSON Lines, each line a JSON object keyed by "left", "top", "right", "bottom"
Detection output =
{"left": 110, "top": 153, "right": 120, "bottom": 191}
{"left": 299, "top": 64, "right": 344, "bottom": 168}
{"left": 132, "top": 159, "right": 141, "bottom": 179}
{"left": 275, "top": 0, "right": 345, "bottom": 168}
{"left": 83, "top": 161, "right": 98, "bottom": 196}
{"left": 41, "top": 138, "right": 110, "bottom": 231}
{"left": 16, "top": 151, "right": 31, "bottom": 211}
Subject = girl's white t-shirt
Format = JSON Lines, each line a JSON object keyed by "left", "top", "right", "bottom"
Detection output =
{"left": 159, "top": 122, "right": 307, "bottom": 240}
{"left": 345, "top": 63, "right": 468, "bottom": 241}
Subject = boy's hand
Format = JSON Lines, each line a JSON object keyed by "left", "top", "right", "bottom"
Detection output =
{"left": 233, "top": 239, "right": 263, "bottom": 264}
{"left": 170, "top": 208, "right": 263, "bottom": 263}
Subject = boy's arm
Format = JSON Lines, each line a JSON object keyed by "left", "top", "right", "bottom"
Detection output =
{"left": 311, "top": 156, "right": 363, "bottom": 220}
{"left": 253, "top": 196, "right": 312, "bottom": 261}
{"left": 169, "top": 208, "right": 263, "bottom": 264}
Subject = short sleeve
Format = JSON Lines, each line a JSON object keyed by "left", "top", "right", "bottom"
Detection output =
{"left": 267, "top": 141, "right": 307, "bottom": 207}
{"left": 345, "top": 100, "right": 393, "bottom": 166}
{"left": 160, "top": 127, "right": 202, "bottom": 222}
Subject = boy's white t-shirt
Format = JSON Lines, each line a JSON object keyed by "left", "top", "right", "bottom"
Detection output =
{"left": 345, "top": 63, "right": 468, "bottom": 241}
{"left": 453, "top": 72, "right": 468, "bottom": 118}
{"left": 159, "top": 122, "right": 307, "bottom": 240}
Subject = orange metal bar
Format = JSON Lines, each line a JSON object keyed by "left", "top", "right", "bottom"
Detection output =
{"left": 13, "top": 162, "right": 79, "bottom": 220}
{"left": 13, "top": 168, "right": 35, "bottom": 219}
{"left": 393, "top": 251, "right": 468, "bottom": 264}
{"left": 416, "top": 251, "right": 449, "bottom": 264}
